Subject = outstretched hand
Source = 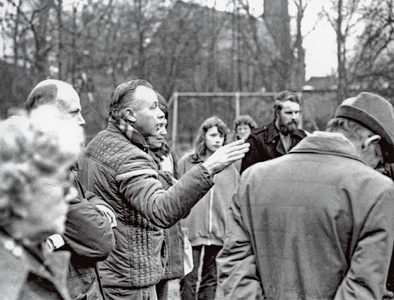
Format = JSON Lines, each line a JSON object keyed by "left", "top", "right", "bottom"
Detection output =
{"left": 383, "top": 289, "right": 394, "bottom": 299}
{"left": 202, "top": 139, "right": 250, "bottom": 175}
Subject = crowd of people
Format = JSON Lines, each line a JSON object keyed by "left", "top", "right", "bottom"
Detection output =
{"left": 1, "top": 77, "right": 394, "bottom": 300}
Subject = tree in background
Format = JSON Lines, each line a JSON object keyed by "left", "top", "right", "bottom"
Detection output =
{"left": 263, "top": 0, "right": 292, "bottom": 91}
{"left": 292, "top": 0, "right": 310, "bottom": 90}
{"left": 1, "top": 0, "right": 345, "bottom": 146}
{"left": 235, "top": 0, "right": 310, "bottom": 91}
{"left": 232, "top": 0, "right": 277, "bottom": 92}
{"left": 322, "top": 0, "right": 363, "bottom": 104}
{"left": 350, "top": 0, "right": 394, "bottom": 100}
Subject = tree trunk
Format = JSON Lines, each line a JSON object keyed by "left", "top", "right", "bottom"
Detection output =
{"left": 56, "top": 0, "right": 63, "bottom": 80}
{"left": 336, "top": 0, "right": 348, "bottom": 103}
{"left": 293, "top": 0, "right": 306, "bottom": 90}
{"left": 264, "top": 0, "right": 292, "bottom": 90}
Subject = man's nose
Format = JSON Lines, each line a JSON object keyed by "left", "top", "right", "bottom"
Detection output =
{"left": 157, "top": 109, "right": 165, "bottom": 119}
{"left": 78, "top": 113, "right": 86, "bottom": 127}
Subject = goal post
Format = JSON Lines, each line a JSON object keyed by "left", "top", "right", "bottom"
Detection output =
{"left": 167, "top": 91, "right": 280, "bottom": 150}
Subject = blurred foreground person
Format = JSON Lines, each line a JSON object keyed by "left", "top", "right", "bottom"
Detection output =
{"left": 240, "top": 91, "right": 306, "bottom": 173}
{"left": 80, "top": 79, "right": 249, "bottom": 300}
{"left": 217, "top": 92, "right": 394, "bottom": 300}
{"left": 179, "top": 116, "right": 240, "bottom": 300}
{"left": 25, "top": 79, "right": 115, "bottom": 300}
{"left": 0, "top": 106, "right": 83, "bottom": 300}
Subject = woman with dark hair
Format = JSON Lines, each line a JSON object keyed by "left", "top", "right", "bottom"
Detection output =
{"left": 178, "top": 116, "right": 240, "bottom": 300}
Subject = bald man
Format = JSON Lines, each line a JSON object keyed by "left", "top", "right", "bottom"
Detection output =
{"left": 25, "top": 79, "right": 85, "bottom": 126}
{"left": 25, "top": 79, "right": 115, "bottom": 300}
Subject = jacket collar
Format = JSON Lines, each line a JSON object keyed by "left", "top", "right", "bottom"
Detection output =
{"left": 108, "top": 116, "right": 149, "bottom": 152}
{"left": 265, "top": 120, "right": 306, "bottom": 143}
{"left": 0, "top": 231, "right": 70, "bottom": 300}
{"left": 289, "top": 131, "right": 363, "bottom": 163}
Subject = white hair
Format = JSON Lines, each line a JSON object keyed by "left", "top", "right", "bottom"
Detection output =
{"left": 0, "top": 105, "right": 84, "bottom": 226}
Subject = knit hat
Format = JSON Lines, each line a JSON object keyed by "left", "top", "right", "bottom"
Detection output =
{"left": 334, "top": 92, "right": 394, "bottom": 162}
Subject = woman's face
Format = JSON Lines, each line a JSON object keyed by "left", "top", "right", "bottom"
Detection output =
{"left": 146, "top": 117, "right": 168, "bottom": 149}
{"left": 205, "top": 126, "right": 225, "bottom": 155}
{"left": 236, "top": 123, "right": 252, "bottom": 140}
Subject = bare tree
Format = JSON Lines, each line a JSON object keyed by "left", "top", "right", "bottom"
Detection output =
{"left": 54, "top": 0, "right": 63, "bottom": 80}
{"left": 263, "top": 0, "right": 292, "bottom": 90}
{"left": 292, "top": 0, "right": 311, "bottom": 90}
{"left": 323, "top": 0, "right": 362, "bottom": 103}
{"left": 350, "top": 0, "right": 394, "bottom": 98}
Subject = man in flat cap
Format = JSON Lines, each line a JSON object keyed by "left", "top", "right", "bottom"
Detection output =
{"left": 217, "top": 92, "right": 394, "bottom": 300}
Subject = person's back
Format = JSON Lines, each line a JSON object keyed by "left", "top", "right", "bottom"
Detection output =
{"left": 239, "top": 137, "right": 394, "bottom": 299}
{"left": 218, "top": 92, "right": 394, "bottom": 299}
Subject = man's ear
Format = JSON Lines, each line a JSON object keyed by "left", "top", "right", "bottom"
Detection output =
{"left": 362, "top": 135, "right": 381, "bottom": 149}
{"left": 124, "top": 108, "right": 136, "bottom": 123}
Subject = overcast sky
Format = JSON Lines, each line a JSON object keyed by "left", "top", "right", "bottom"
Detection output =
{"left": 204, "top": 0, "right": 338, "bottom": 80}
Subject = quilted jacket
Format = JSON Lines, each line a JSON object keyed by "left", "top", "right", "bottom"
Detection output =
{"left": 80, "top": 119, "right": 214, "bottom": 289}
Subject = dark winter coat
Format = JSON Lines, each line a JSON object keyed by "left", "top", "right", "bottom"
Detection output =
{"left": 240, "top": 120, "right": 306, "bottom": 173}
{"left": 150, "top": 148, "right": 184, "bottom": 280}
{"left": 0, "top": 231, "right": 71, "bottom": 300}
{"left": 61, "top": 170, "right": 115, "bottom": 300}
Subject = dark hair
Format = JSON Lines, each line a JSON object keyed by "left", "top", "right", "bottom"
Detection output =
{"left": 25, "top": 84, "right": 58, "bottom": 111}
{"left": 233, "top": 115, "right": 258, "bottom": 131}
{"left": 108, "top": 79, "right": 152, "bottom": 118}
{"left": 273, "top": 91, "right": 301, "bottom": 118}
{"left": 156, "top": 92, "right": 168, "bottom": 120}
{"left": 191, "top": 116, "right": 229, "bottom": 160}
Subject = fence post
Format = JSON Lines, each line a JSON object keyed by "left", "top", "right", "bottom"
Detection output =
{"left": 235, "top": 92, "right": 240, "bottom": 118}
{"left": 297, "top": 91, "right": 303, "bottom": 129}
{"left": 171, "top": 92, "right": 179, "bottom": 149}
